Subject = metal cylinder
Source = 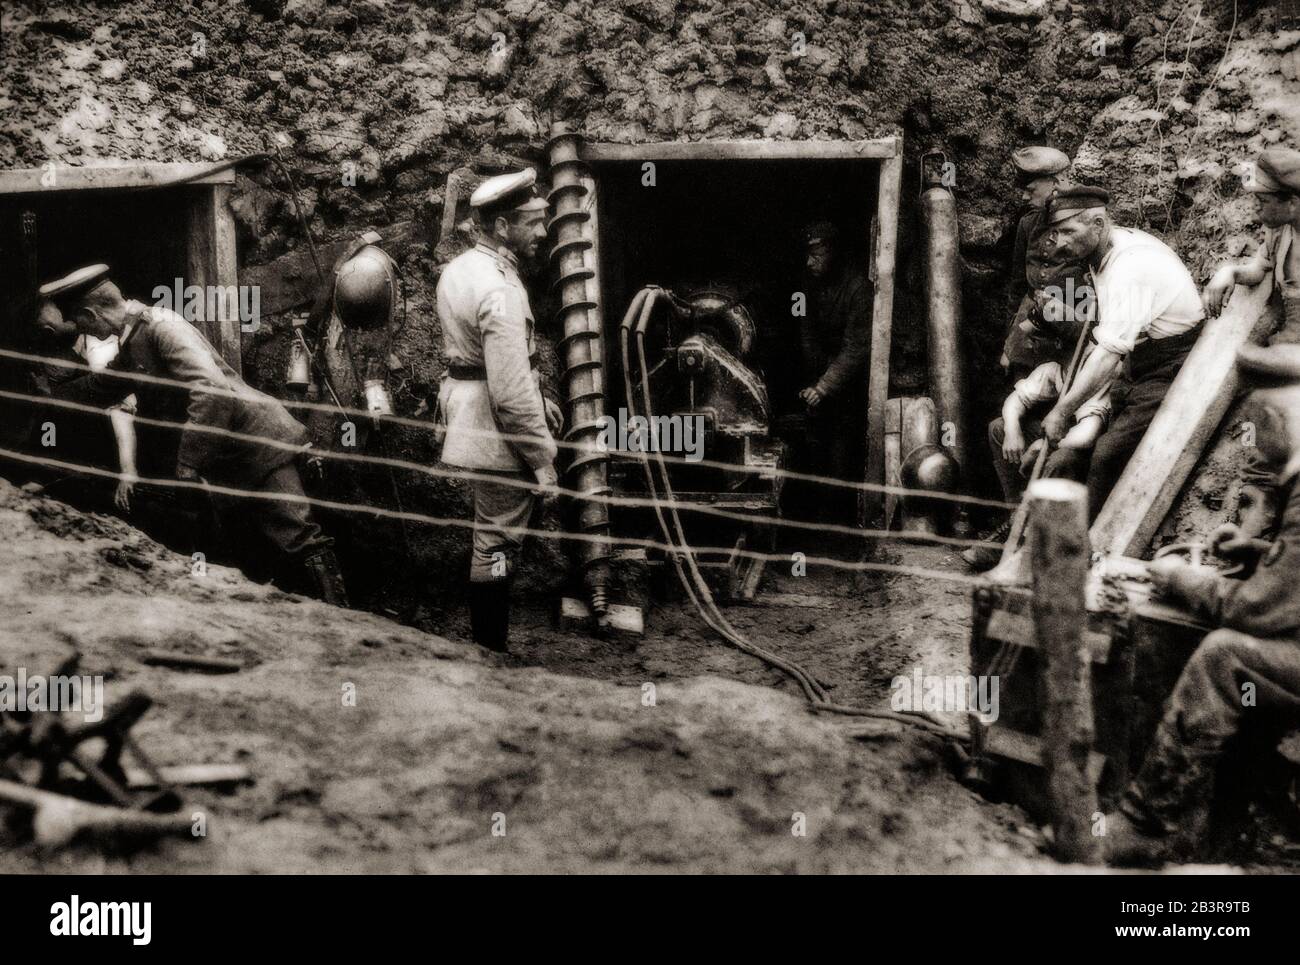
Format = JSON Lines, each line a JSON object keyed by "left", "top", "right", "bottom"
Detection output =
{"left": 919, "top": 151, "right": 969, "bottom": 485}
{"left": 546, "top": 123, "right": 611, "bottom": 620}
{"left": 285, "top": 338, "right": 311, "bottom": 391}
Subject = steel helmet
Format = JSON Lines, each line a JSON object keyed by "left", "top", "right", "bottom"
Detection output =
{"left": 333, "top": 242, "right": 398, "bottom": 331}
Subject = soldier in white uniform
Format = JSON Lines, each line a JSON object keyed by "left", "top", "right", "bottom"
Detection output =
{"left": 435, "top": 169, "right": 561, "bottom": 651}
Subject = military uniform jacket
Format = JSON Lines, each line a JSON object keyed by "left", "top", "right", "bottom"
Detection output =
{"left": 1166, "top": 469, "right": 1300, "bottom": 640}
{"left": 801, "top": 265, "right": 873, "bottom": 401}
{"left": 435, "top": 241, "right": 555, "bottom": 472}
{"left": 87, "top": 305, "right": 307, "bottom": 485}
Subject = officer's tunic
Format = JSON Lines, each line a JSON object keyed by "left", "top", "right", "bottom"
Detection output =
{"left": 436, "top": 241, "right": 556, "bottom": 581}
{"left": 81, "top": 302, "right": 327, "bottom": 561}
{"left": 1003, "top": 207, "right": 1090, "bottom": 374}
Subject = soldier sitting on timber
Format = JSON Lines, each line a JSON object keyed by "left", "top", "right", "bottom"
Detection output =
{"left": 1040, "top": 186, "right": 1206, "bottom": 519}
{"left": 961, "top": 352, "right": 1111, "bottom": 570}
{"left": 435, "top": 169, "right": 561, "bottom": 652}
{"left": 1000, "top": 146, "right": 1088, "bottom": 378}
{"left": 1104, "top": 342, "right": 1300, "bottom": 866}
{"left": 41, "top": 264, "right": 348, "bottom": 606}
{"left": 795, "top": 220, "right": 873, "bottom": 520}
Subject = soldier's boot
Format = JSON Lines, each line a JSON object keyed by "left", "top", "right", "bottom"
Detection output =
{"left": 302, "top": 548, "right": 350, "bottom": 608}
{"left": 961, "top": 519, "right": 1011, "bottom": 572}
{"left": 1103, "top": 722, "right": 1218, "bottom": 867}
{"left": 468, "top": 579, "right": 511, "bottom": 653}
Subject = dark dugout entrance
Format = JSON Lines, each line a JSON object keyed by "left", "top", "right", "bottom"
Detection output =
{"left": 0, "top": 162, "right": 242, "bottom": 553}
{"left": 544, "top": 135, "right": 902, "bottom": 608}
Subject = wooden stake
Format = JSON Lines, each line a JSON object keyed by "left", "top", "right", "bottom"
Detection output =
{"left": 1027, "top": 478, "right": 1101, "bottom": 864}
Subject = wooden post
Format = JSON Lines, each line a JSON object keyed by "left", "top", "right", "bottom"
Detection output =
{"left": 861, "top": 147, "right": 903, "bottom": 526}
{"left": 1028, "top": 478, "right": 1102, "bottom": 864}
{"left": 185, "top": 184, "right": 242, "bottom": 374}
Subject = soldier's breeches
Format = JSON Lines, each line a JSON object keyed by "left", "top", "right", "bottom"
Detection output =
{"left": 1125, "top": 627, "right": 1300, "bottom": 833}
{"left": 469, "top": 471, "right": 537, "bottom": 583}
{"left": 251, "top": 462, "right": 330, "bottom": 559}
{"left": 987, "top": 416, "right": 1091, "bottom": 503}
{"left": 1085, "top": 377, "right": 1168, "bottom": 519}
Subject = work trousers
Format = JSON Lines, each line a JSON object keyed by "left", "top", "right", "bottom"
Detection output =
{"left": 468, "top": 469, "right": 538, "bottom": 583}
{"left": 1125, "top": 627, "right": 1300, "bottom": 833}
{"left": 986, "top": 415, "right": 1090, "bottom": 503}
{"left": 211, "top": 460, "right": 330, "bottom": 563}
{"left": 1085, "top": 327, "right": 1200, "bottom": 519}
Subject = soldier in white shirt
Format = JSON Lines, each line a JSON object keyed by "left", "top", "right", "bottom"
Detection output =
{"left": 1040, "top": 186, "right": 1205, "bottom": 517}
{"left": 435, "top": 169, "right": 561, "bottom": 651}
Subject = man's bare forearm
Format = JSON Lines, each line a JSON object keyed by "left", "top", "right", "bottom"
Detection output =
{"left": 109, "top": 409, "right": 137, "bottom": 476}
{"left": 1001, "top": 393, "right": 1026, "bottom": 436}
{"left": 1054, "top": 348, "right": 1121, "bottom": 420}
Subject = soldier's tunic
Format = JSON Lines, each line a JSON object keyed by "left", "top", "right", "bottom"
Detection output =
{"left": 1124, "top": 462, "right": 1300, "bottom": 833}
{"left": 80, "top": 302, "right": 328, "bottom": 561}
{"left": 1003, "top": 207, "right": 1090, "bottom": 375}
{"left": 436, "top": 241, "right": 556, "bottom": 582}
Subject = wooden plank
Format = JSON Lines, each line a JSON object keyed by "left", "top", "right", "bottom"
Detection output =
{"left": 580, "top": 138, "right": 900, "bottom": 163}
{"left": 125, "top": 763, "right": 252, "bottom": 789}
{"left": 984, "top": 609, "right": 1111, "bottom": 664}
{"left": 984, "top": 725, "right": 1107, "bottom": 785}
{"left": 1090, "top": 277, "right": 1276, "bottom": 556}
{"left": 861, "top": 150, "right": 903, "bottom": 526}
{"left": 0, "top": 162, "right": 234, "bottom": 194}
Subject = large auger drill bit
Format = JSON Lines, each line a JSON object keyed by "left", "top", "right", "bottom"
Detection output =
{"left": 546, "top": 124, "right": 612, "bottom": 627}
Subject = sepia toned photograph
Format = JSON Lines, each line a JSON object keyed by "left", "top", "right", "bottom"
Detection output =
{"left": 0, "top": 0, "right": 1296, "bottom": 929}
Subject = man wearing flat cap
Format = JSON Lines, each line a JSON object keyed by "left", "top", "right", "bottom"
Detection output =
{"left": 435, "top": 168, "right": 559, "bottom": 651}
{"left": 795, "top": 219, "right": 873, "bottom": 516}
{"left": 1001, "top": 146, "right": 1087, "bottom": 377}
{"left": 1039, "top": 185, "right": 1205, "bottom": 517}
{"left": 40, "top": 264, "right": 348, "bottom": 606}
{"left": 1103, "top": 342, "right": 1300, "bottom": 866}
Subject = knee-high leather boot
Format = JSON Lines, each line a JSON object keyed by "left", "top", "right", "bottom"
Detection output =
{"left": 468, "top": 579, "right": 511, "bottom": 652}
{"left": 302, "top": 547, "right": 350, "bottom": 608}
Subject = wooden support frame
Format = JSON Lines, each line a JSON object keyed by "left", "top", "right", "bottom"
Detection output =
{"left": 580, "top": 138, "right": 899, "bottom": 163}
{"left": 862, "top": 151, "right": 903, "bottom": 526}
{"left": 185, "top": 183, "right": 242, "bottom": 373}
{"left": 578, "top": 136, "right": 904, "bottom": 530}
{"left": 0, "top": 162, "right": 234, "bottom": 194}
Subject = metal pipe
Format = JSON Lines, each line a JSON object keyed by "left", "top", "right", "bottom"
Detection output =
{"left": 919, "top": 150, "right": 970, "bottom": 486}
{"left": 546, "top": 124, "right": 611, "bottom": 623}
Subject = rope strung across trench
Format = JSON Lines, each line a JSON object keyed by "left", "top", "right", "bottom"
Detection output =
{"left": 0, "top": 346, "right": 1016, "bottom": 512}
{"left": 0, "top": 385, "right": 993, "bottom": 551}
{"left": 0, "top": 442, "right": 993, "bottom": 591}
